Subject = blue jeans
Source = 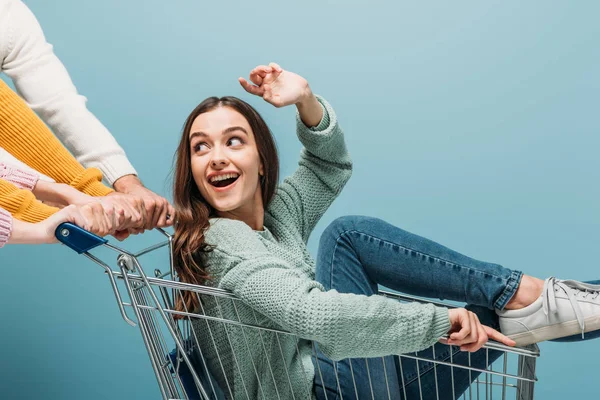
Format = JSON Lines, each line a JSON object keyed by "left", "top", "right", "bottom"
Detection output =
{"left": 312, "top": 216, "right": 521, "bottom": 400}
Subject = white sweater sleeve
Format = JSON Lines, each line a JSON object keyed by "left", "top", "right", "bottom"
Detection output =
{"left": 0, "top": 0, "right": 137, "bottom": 185}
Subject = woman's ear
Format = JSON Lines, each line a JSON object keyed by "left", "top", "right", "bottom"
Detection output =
{"left": 259, "top": 163, "right": 264, "bottom": 176}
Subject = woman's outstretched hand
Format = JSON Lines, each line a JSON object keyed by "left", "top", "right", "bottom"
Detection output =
{"left": 444, "top": 308, "right": 516, "bottom": 352}
{"left": 239, "top": 62, "right": 311, "bottom": 108}
{"left": 239, "top": 62, "right": 323, "bottom": 127}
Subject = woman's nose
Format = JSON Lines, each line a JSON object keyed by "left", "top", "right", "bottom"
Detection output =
{"left": 211, "top": 158, "right": 228, "bottom": 167}
{"left": 210, "top": 149, "right": 229, "bottom": 168}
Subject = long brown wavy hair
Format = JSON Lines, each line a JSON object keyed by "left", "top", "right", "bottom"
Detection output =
{"left": 172, "top": 96, "right": 279, "bottom": 313}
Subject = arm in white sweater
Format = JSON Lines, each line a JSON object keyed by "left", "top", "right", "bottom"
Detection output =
{"left": 0, "top": 0, "right": 137, "bottom": 185}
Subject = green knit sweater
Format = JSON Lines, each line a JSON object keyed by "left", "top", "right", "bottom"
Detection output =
{"left": 191, "top": 96, "right": 451, "bottom": 400}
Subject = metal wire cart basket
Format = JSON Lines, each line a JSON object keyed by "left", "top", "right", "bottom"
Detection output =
{"left": 56, "top": 223, "right": 540, "bottom": 400}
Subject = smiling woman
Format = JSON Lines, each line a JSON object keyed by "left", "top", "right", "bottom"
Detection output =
{"left": 168, "top": 62, "right": 600, "bottom": 400}
{"left": 4, "top": 0, "right": 598, "bottom": 398}
{"left": 189, "top": 108, "right": 263, "bottom": 221}
{"left": 172, "top": 95, "right": 279, "bottom": 306}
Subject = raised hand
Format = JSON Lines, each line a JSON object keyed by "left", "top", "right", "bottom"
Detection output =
{"left": 239, "top": 62, "right": 323, "bottom": 127}
{"left": 239, "top": 62, "right": 311, "bottom": 108}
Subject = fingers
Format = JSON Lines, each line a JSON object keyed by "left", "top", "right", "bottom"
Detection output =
{"left": 115, "top": 199, "right": 135, "bottom": 229}
{"left": 266, "top": 62, "right": 283, "bottom": 85}
{"left": 262, "top": 83, "right": 273, "bottom": 103}
{"left": 103, "top": 203, "right": 126, "bottom": 233}
{"left": 447, "top": 309, "right": 482, "bottom": 350}
{"left": 62, "top": 205, "right": 87, "bottom": 227}
{"left": 249, "top": 65, "right": 270, "bottom": 85}
{"left": 42, "top": 205, "right": 92, "bottom": 244}
{"left": 240, "top": 63, "right": 283, "bottom": 99}
{"left": 94, "top": 203, "right": 113, "bottom": 236}
{"left": 45, "top": 205, "right": 85, "bottom": 243}
{"left": 467, "top": 312, "right": 479, "bottom": 345}
{"left": 115, "top": 207, "right": 127, "bottom": 229}
{"left": 268, "top": 62, "right": 282, "bottom": 73}
{"left": 143, "top": 198, "right": 158, "bottom": 230}
{"left": 239, "top": 77, "right": 264, "bottom": 96}
{"left": 142, "top": 196, "right": 173, "bottom": 229}
{"left": 56, "top": 188, "right": 172, "bottom": 241}
{"left": 99, "top": 203, "right": 116, "bottom": 236}
{"left": 447, "top": 308, "right": 516, "bottom": 353}
{"left": 78, "top": 202, "right": 113, "bottom": 237}
{"left": 461, "top": 315, "right": 488, "bottom": 352}
{"left": 134, "top": 198, "right": 146, "bottom": 230}
{"left": 125, "top": 195, "right": 145, "bottom": 233}
{"left": 122, "top": 195, "right": 145, "bottom": 230}
{"left": 484, "top": 326, "right": 516, "bottom": 347}
{"left": 150, "top": 200, "right": 162, "bottom": 229}
{"left": 78, "top": 203, "right": 97, "bottom": 234}
{"left": 138, "top": 194, "right": 172, "bottom": 230}
{"left": 165, "top": 203, "right": 176, "bottom": 226}
{"left": 262, "top": 83, "right": 282, "bottom": 107}
{"left": 98, "top": 189, "right": 174, "bottom": 234}
{"left": 448, "top": 309, "right": 471, "bottom": 343}
{"left": 113, "top": 230, "right": 131, "bottom": 241}
{"left": 101, "top": 194, "right": 145, "bottom": 233}
{"left": 156, "top": 199, "right": 171, "bottom": 228}
{"left": 267, "top": 62, "right": 283, "bottom": 83}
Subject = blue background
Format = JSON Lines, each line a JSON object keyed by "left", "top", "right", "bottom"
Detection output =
{"left": 2, "top": 0, "right": 599, "bottom": 398}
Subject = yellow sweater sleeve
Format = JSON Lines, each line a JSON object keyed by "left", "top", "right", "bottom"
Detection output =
{"left": 0, "top": 178, "right": 58, "bottom": 222}
{"left": 0, "top": 80, "right": 113, "bottom": 197}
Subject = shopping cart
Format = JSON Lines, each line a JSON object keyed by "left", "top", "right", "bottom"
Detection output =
{"left": 56, "top": 223, "right": 540, "bottom": 400}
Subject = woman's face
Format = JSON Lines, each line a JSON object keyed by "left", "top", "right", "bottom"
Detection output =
{"left": 189, "top": 106, "right": 264, "bottom": 219}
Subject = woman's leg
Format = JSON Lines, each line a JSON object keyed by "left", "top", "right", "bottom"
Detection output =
{"left": 316, "top": 215, "right": 523, "bottom": 309}
{"left": 313, "top": 215, "right": 600, "bottom": 398}
{"left": 313, "top": 216, "right": 511, "bottom": 399}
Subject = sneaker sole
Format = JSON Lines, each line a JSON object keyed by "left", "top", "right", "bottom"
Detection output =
{"left": 508, "top": 315, "right": 600, "bottom": 346}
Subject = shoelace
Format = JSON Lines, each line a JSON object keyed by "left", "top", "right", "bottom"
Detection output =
{"left": 542, "top": 277, "right": 600, "bottom": 338}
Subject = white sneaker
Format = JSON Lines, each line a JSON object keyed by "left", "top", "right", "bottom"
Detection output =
{"left": 496, "top": 277, "right": 600, "bottom": 346}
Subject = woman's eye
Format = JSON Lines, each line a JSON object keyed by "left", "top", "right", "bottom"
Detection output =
{"left": 193, "top": 142, "right": 208, "bottom": 152}
{"left": 228, "top": 137, "right": 243, "bottom": 147}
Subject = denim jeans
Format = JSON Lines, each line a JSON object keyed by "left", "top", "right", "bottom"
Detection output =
{"left": 312, "top": 215, "right": 522, "bottom": 400}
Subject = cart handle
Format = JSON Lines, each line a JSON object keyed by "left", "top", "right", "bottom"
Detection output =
{"left": 55, "top": 222, "right": 108, "bottom": 254}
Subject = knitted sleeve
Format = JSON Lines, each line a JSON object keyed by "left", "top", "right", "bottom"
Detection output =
{"left": 267, "top": 96, "right": 352, "bottom": 242}
{"left": 0, "top": 207, "right": 12, "bottom": 248}
{"left": 1, "top": 0, "right": 136, "bottom": 184}
{"left": 0, "top": 162, "right": 38, "bottom": 190}
{"left": 0, "top": 80, "right": 113, "bottom": 197}
{"left": 0, "top": 178, "right": 58, "bottom": 222}
{"left": 208, "top": 219, "right": 451, "bottom": 361}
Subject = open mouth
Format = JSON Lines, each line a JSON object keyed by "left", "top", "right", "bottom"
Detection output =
{"left": 209, "top": 173, "right": 240, "bottom": 188}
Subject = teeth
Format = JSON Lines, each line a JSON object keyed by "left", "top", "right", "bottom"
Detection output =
{"left": 210, "top": 173, "right": 239, "bottom": 183}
